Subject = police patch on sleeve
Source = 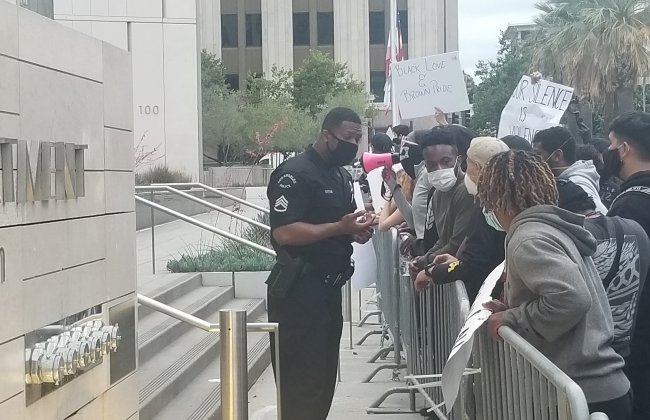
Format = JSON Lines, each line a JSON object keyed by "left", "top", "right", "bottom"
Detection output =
{"left": 277, "top": 173, "right": 297, "bottom": 189}
{"left": 274, "top": 195, "right": 289, "bottom": 213}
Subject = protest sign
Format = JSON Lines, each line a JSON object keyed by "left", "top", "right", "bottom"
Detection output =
{"left": 351, "top": 182, "right": 377, "bottom": 290}
{"left": 497, "top": 76, "right": 574, "bottom": 141}
{"left": 441, "top": 261, "right": 505, "bottom": 413}
{"left": 391, "top": 52, "right": 470, "bottom": 119}
{"left": 366, "top": 163, "right": 402, "bottom": 213}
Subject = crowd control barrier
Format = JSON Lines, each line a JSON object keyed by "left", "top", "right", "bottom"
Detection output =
{"left": 363, "top": 227, "right": 609, "bottom": 420}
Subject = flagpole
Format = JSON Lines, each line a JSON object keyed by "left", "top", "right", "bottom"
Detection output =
{"left": 389, "top": 0, "right": 399, "bottom": 127}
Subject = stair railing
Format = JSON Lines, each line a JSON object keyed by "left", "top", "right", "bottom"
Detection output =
{"left": 137, "top": 294, "right": 281, "bottom": 420}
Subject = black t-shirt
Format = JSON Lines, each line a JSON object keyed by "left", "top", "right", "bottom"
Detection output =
{"left": 429, "top": 207, "right": 505, "bottom": 302}
{"left": 607, "top": 170, "right": 650, "bottom": 367}
{"left": 267, "top": 146, "right": 355, "bottom": 273}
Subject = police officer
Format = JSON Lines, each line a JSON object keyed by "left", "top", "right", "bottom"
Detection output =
{"left": 266, "top": 107, "right": 374, "bottom": 420}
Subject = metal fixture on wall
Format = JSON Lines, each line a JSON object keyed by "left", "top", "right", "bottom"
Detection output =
{"left": 25, "top": 319, "right": 120, "bottom": 386}
{"left": 25, "top": 307, "right": 123, "bottom": 405}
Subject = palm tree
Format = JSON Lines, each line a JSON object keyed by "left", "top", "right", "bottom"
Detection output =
{"left": 533, "top": 0, "right": 650, "bottom": 127}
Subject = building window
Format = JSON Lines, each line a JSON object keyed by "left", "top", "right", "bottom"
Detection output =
{"left": 225, "top": 74, "right": 240, "bottom": 90}
{"left": 20, "top": 0, "right": 53, "bottom": 18}
{"left": 293, "top": 12, "right": 310, "bottom": 46}
{"left": 370, "top": 71, "right": 386, "bottom": 103}
{"left": 369, "top": 11, "right": 385, "bottom": 45}
{"left": 399, "top": 10, "right": 408, "bottom": 44}
{"left": 246, "top": 14, "right": 263, "bottom": 47}
{"left": 221, "top": 14, "right": 238, "bottom": 48}
{"left": 317, "top": 12, "right": 334, "bottom": 45}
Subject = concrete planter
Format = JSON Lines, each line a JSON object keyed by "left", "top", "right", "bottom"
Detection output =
{"left": 135, "top": 187, "right": 246, "bottom": 230}
{"left": 202, "top": 271, "right": 270, "bottom": 301}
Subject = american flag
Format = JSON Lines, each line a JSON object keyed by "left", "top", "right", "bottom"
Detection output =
{"left": 383, "top": 11, "right": 404, "bottom": 105}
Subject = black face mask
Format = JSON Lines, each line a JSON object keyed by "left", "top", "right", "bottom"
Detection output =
{"left": 603, "top": 147, "right": 623, "bottom": 180}
{"left": 400, "top": 141, "right": 423, "bottom": 179}
{"left": 329, "top": 136, "right": 359, "bottom": 167}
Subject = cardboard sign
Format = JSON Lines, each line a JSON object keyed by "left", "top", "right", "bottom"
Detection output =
{"left": 391, "top": 52, "right": 470, "bottom": 119}
{"left": 497, "top": 76, "right": 574, "bottom": 141}
{"left": 441, "top": 261, "right": 505, "bottom": 413}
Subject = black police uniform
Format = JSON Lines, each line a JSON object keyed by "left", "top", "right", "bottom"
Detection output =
{"left": 266, "top": 145, "right": 356, "bottom": 420}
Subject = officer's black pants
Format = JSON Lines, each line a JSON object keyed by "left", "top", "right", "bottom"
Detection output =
{"left": 268, "top": 272, "right": 343, "bottom": 420}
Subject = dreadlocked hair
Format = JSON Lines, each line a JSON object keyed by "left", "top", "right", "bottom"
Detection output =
{"left": 477, "top": 150, "right": 558, "bottom": 217}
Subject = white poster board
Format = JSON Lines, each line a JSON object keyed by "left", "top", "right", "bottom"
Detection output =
{"left": 367, "top": 163, "right": 403, "bottom": 213}
{"left": 497, "top": 76, "right": 574, "bottom": 141}
{"left": 391, "top": 52, "right": 470, "bottom": 119}
{"left": 441, "top": 261, "right": 505, "bottom": 413}
{"left": 351, "top": 182, "right": 377, "bottom": 290}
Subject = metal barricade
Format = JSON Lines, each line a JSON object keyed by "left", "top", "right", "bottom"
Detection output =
{"left": 475, "top": 325, "right": 608, "bottom": 420}
{"left": 365, "top": 229, "right": 471, "bottom": 418}
{"left": 363, "top": 229, "right": 405, "bottom": 381}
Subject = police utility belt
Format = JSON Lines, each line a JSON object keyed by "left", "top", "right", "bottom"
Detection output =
{"left": 266, "top": 247, "right": 354, "bottom": 299}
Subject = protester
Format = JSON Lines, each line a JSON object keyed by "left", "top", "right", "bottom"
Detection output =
{"left": 588, "top": 137, "right": 624, "bottom": 207}
{"left": 605, "top": 111, "right": 650, "bottom": 419}
{"left": 370, "top": 132, "right": 394, "bottom": 154}
{"left": 532, "top": 126, "right": 608, "bottom": 213}
{"left": 557, "top": 179, "right": 649, "bottom": 358}
{"left": 500, "top": 134, "right": 532, "bottom": 152}
{"left": 480, "top": 150, "right": 631, "bottom": 419}
{"left": 393, "top": 130, "right": 437, "bottom": 256}
{"left": 409, "top": 127, "right": 475, "bottom": 276}
{"left": 413, "top": 137, "right": 509, "bottom": 300}
{"left": 392, "top": 124, "right": 411, "bottom": 152}
{"left": 378, "top": 170, "right": 415, "bottom": 231}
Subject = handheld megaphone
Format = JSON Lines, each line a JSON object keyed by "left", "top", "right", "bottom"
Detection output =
{"left": 361, "top": 152, "right": 400, "bottom": 173}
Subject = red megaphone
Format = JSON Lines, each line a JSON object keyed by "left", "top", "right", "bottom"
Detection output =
{"left": 361, "top": 153, "right": 400, "bottom": 173}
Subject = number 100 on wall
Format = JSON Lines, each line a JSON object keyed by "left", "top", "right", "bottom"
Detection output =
{"left": 138, "top": 105, "right": 160, "bottom": 115}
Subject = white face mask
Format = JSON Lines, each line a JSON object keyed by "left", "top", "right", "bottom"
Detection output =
{"left": 428, "top": 167, "right": 457, "bottom": 192}
{"left": 464, "top": 175, "right": 478, "bottom": 196}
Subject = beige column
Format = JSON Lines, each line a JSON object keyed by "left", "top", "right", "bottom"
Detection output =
{"left": 198, "top": 0, "right": 222, "bottom": 56}
{"left": 407, "top": 0, "right": 450, "bottom": 58}
{"left": 262, "top": 0, "right": 294, "bottom": 74}
{"left": 333, "top": 0, "right": 370, "bottom": 88}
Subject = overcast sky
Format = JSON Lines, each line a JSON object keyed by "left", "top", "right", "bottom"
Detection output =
{"left": 459, "top": 0, "right": 540, "bottom": 77}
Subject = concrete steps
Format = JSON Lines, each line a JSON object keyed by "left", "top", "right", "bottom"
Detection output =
{"left": 137, "top": 272, "right": 270, "bottom": 420}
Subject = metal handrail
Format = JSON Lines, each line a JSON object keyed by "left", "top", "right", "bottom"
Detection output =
{"left": 135, "top": 196, "right": 276, "bottom": 257}
{"left": 152, "top": 182, "right": 270, "bottom": 215}
{"left": 137, "top": 293, "right": 282, "bottom": 420}
{"left": 136, "top": 185, "right": 270, "bottom": 231}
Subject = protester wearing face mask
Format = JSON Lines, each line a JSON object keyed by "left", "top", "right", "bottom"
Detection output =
{"left": 413, "top": 137, "right": 509, "bottom": 301}
{"left": 480, "top": 151, "right": 631, "bottom": 420}
{"left": 389, "top": 130, "right": 437, "bottom": 257}
{"left": 532, "top": 126, "right": 608, "bottom": 214}
{"left": 409, "top": 127, "right": 475, "bottom": 277}
{"left": 605, "top": 111, "right": 650, "bottom": 420}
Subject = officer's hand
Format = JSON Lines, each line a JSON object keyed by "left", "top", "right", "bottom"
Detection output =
{"left": 339, "top": 210, "right": 375, "bottom": 235}
{"left": 433, "top": 254, "right": 458, "bottom": 265}
{"left": 353, "top": 228, "right": 373, "bottom": 244}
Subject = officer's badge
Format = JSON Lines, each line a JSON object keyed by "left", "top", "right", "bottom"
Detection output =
{"left": 274, "top": 195, "right": 289, "bottom": 213}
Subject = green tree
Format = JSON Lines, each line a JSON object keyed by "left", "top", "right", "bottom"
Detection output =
{"left": 533, "top": 0, "right": 650, "bottom": 127}
{"left": 201, "top": 50, "right": 229, "bottom": 96}
{"left": 293, "top": 50, "right": 367, "bottom": 116}
{"left": 470, "top": 35, "right": 532, "bottom": 136}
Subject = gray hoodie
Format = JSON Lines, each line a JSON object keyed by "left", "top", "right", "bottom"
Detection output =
{"left": 502, "top": 205, "right": 629, "bottom": 403}
{"left": 558, "top": 160, "right": 608, "bottom": 214}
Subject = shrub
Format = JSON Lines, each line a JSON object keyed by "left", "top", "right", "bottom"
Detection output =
{"left": 167, "top": 213, "right": 275, "bottom": 273}
{"left": 136, "top": 165, "right": 192, "bottom": 186}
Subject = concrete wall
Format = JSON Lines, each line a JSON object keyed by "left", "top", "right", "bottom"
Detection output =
{"left": 52, "top": 0, "right": 201, "bottom": 181}
{"left": 0, "top": 3, "right": 137, "bottom": 418}
{"left": 204, "top": 166, "right": 274, "bottom": 188}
